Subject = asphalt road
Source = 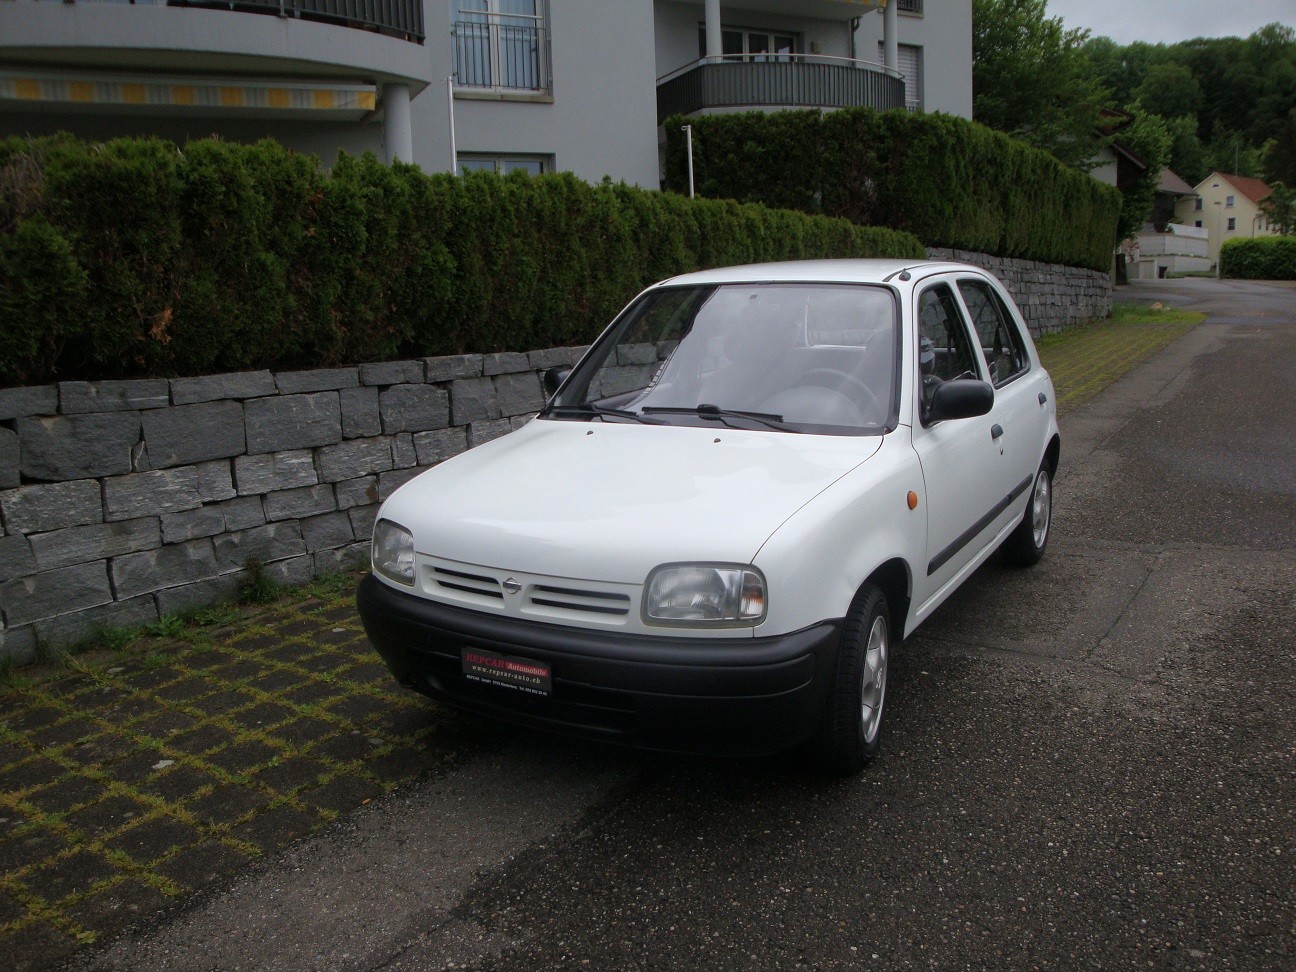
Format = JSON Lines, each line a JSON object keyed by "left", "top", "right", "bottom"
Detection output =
{"left": 73, "top": 278, "right": 1295, "bottom": 972}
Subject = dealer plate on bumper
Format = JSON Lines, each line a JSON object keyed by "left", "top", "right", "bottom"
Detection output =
{"left": 462, "top": 647, "right": 553, "bottom": 697}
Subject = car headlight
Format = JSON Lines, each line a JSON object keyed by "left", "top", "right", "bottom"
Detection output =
{"left": 372, "top": 519, "right": 416, "bottom": 586}
{"left": 642, "top": 564, "right": 766, "bottom": 627}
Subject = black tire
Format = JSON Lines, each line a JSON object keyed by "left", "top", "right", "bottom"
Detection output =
{"left": 813, "top": 583, "right": 890, "bottom": 776}
{"left": 1002, "top": 462, "right": 1052, "bottom": 567}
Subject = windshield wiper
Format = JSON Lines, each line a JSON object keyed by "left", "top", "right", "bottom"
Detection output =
{"left": 546, "top": 403, "right": 665, "bottom": 425}
{"left": 641, "top": 403, "right": 801, "bottom": 433}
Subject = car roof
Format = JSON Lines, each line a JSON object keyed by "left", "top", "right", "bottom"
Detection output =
{"left": 654, "top": 259, "right": 985, "bottom": 288}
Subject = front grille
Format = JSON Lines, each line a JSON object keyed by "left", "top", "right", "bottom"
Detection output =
{"left": 527, "top": 583, "right": 631, "bottom": 618}
{"left": 431, "top": 566, "right": 503, "bottom": 600}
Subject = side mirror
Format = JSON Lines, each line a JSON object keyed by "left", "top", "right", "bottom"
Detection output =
{"left": 542, "top": 366, "right": 571, "bottom": 398}
{"left": 927, "top": 378, "right": 993, "bottom": 422}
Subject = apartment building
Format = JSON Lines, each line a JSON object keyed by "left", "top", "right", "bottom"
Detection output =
{"left": 0, "top": 1, "right": 971, "bottom": 187}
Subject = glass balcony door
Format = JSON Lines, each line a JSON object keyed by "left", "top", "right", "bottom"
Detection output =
{"left": 699, "top": 27, "right": 797, "bottom": 63}
{"left": 455, "top": 0, "right": 546, "bottom": 91}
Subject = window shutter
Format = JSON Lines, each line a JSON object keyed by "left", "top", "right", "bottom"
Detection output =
{"left": 879, "top": 42, "right": 923, "bottom": 111}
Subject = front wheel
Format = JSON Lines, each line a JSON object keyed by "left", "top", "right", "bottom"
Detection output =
{"left": 1002, "top": 463, "right": 1052, "bottom": 567}
{"left": 813, "top": 584, "right": 890, "bottom": 776}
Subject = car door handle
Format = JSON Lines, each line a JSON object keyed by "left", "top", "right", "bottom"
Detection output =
{"left": 1038, "top": 392, "right": 1048, "bottom": 405}
{"left": 991, "top": 423, "right": 1004, "bottom": 440}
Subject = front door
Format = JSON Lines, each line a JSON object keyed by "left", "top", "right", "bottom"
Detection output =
{"left": 908, "top": 279, "right": 1012, "bottom": 617}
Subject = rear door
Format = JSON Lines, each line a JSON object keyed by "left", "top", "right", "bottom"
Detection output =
{"left": 953, "top": 275, "right": 1043, "bottom": 513}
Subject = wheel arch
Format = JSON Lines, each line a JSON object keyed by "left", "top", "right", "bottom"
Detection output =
{"left": 862, "top": 557, "right": 912, "bottom": 642}
{"left": 1044, "top": 433, "right": 1061, "bottom": 477}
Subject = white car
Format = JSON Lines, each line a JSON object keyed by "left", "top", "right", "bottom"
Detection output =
{"left": 358, "top": 260, "right": 1059, "bottom": 773}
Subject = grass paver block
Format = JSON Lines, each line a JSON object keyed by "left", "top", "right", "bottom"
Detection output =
{"left": 183, "top": 784, "right": 272, "bottom": 829}
{"left": 136, "top": 764, "right": 218, "bottom": 804}
{"left": 23, "top": 776, "right": 108, "bottom": 815}
{"left": 20, "top": 849, "right": 120, "bottom": 904}
{"left": 64, "top": 795, "right": 151, "bottom": 840}
{"left": 102, "top": 816, "right": 199, "bottom": 864}
{"left": 65, "top": 877, "right": 172, "bottom": 938}
{"left": 228, "top": 806, "right": 321, "bottom": 854}
{"left": 153, "top": 839, "right": 250, "bottom": 892}
{"left": 0, "top": 571, "right": 462, "bottom": 965}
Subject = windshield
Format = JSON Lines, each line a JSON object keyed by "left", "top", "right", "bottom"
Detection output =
{"left": 545, "top": 283, "right": 898, "bottom": 435}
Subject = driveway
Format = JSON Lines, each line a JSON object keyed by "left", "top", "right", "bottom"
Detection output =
{"left": 74, "top": 278, "right": 1295, "bottom": 971}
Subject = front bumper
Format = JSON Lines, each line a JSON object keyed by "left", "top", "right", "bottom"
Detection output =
{"left": 357, "top": 574, "right": 842, "bottom": 755}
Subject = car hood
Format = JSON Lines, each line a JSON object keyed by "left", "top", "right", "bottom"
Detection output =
{"left": 380, "top": 419, "right": 883, "bottom": 583}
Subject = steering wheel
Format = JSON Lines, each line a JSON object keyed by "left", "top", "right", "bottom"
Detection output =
{"left": 801, "top": 368, "right": 881, "bottom": 420}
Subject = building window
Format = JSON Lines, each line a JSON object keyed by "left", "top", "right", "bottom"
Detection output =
{"left": 459, "top": 154, "right": 550, "bottom": 176}
{"left": 1195, "top": 220, "right": 1203, "bottom": 228}
{"left": 1226, "top": 217, "right": 1236, "bottom": 231}
{"left": 1225, "top": 194, "right": 1235, "bottom": 207}
{"left": 1194, "top": 198, "right": 1203, "bottom": 211}
{"left": 898, "top": 0, "right": 923, "bottom": 14}
{"left": 698, "top": 27, "right": 797, "bottom": 61}
{"left": 880, "top": 42, "right": 923, "bottom": 111}
{"left": 454, "top": 0, "right": 549, "bottom": 91}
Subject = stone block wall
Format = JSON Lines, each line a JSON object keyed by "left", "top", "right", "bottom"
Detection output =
{"left": 0, "top": 252, "right": 1111, "bottom": 666}
{"left": 927, "top": 248, "right": 1113, "bottom": 335}
{"left": 0, "top": 347, "right": 584, "bottom": 666}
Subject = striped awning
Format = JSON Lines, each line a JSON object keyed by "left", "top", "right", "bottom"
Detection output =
{"left": 0, "top": 70, "right": 378, "bottom": 118}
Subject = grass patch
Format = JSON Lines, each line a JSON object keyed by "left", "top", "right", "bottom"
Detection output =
{"left": 1107, "top": 301, "right": 1205, "bottom": 325}
{"left": 295, "top": 573, "right": 356, "bottom": 601}
{"left": 146, "top": 616, "right": 187, "bottom": 640}
{"left": 237, "top": 558, "right": 280, "bottom": 606}
{"left": 1036, "top": 303, "right": 1206, "bottom": 415}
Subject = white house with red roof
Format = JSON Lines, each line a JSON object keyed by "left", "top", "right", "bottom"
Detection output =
{"left": 1176, "top": 172, "right": 1278, "bottom": 265}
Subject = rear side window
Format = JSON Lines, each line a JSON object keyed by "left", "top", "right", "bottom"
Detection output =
{"left": 957, "top": 279, "right": 1029, "bottom": 386}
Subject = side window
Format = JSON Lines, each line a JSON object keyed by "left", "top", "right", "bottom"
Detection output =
{"left": 957, "top": 279, "right": 1029, "bottom": 386}
{"left": 917, "top": 284, "right": 980, "bottom": 413}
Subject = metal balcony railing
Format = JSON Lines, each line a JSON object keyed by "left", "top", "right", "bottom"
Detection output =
{"left": 62, "top": 0, "right": 426, "bottom": 44}
{"left": 453, "top": 13, "right": 551, "bottom": 92}
{"left": 656, "top": 54, "right": 905, "bottom": 122}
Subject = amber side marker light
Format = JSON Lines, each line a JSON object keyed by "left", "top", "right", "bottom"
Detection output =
{"left": 907, "top": 491, "right": 919, "bottom": 510}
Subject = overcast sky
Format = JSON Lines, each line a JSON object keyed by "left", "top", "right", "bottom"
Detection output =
{"left": 1045, "top": 0, "right": 1296, "bottom": 46}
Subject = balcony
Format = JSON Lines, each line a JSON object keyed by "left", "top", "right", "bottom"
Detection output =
{"left": 657, "top": 55, "right": 905, "bottom": 123}
{"left": 0, "top": 0, "right": 432, "bottom": 91}
{"left": 452, "top": 12, "right": 551, "bottom": 93}
{"left": 29, "top": 0, "right": 423, "bottom": 44}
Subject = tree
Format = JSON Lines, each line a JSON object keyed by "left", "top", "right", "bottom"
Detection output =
{"left": 1133, "top": 62, "right": 1201, "bottom": 120}
{"left": 1204, "top": 123, "right": 1266, "bottom": 179}
{"left": 1262, "top": 108, "right": 1296, "bottom": 185}
{"left": 1082, "top": 25, "right": 1296, "bottom": 185}
{"left": 1165, "top": 115, "right": 1208, "bottom": 185}
{"left": 1115, "top": 106, "right": 1172, "bottom": 240}
{"left": 1261, "top": 181, "right": 1296, "bottom": 235}
{"left": 972, "top": 0, "right": 1111, "bottom": 168}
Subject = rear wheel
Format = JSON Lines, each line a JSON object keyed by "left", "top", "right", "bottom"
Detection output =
{"left": 1002, "top": 462, "right": 1051, "bottom": 567}
{"left": 813, "top": 584, "right": 890, "bottom": 776}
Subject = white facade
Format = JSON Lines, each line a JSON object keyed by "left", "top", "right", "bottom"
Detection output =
{"left": 1174, "top": 172, "right": 1278, "bottom": 264}
{"left": 0, "top": 0, "right": 972, "bottom": 186}
{"left": 852, "top": 0, "right": 972, "bottom": 117}
{"left": 1126, "top": 224, "right": 1211, "bottom": 280}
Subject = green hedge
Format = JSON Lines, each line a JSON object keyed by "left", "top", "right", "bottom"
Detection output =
{"left": 1220, "top": 236, "right": 1296, "bottom": 280}
{"left": 0, "top": 135, "right": 924, "bottom": 387}
{"left": 664, "top": 109, "right": 1122, "bottom": 272}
